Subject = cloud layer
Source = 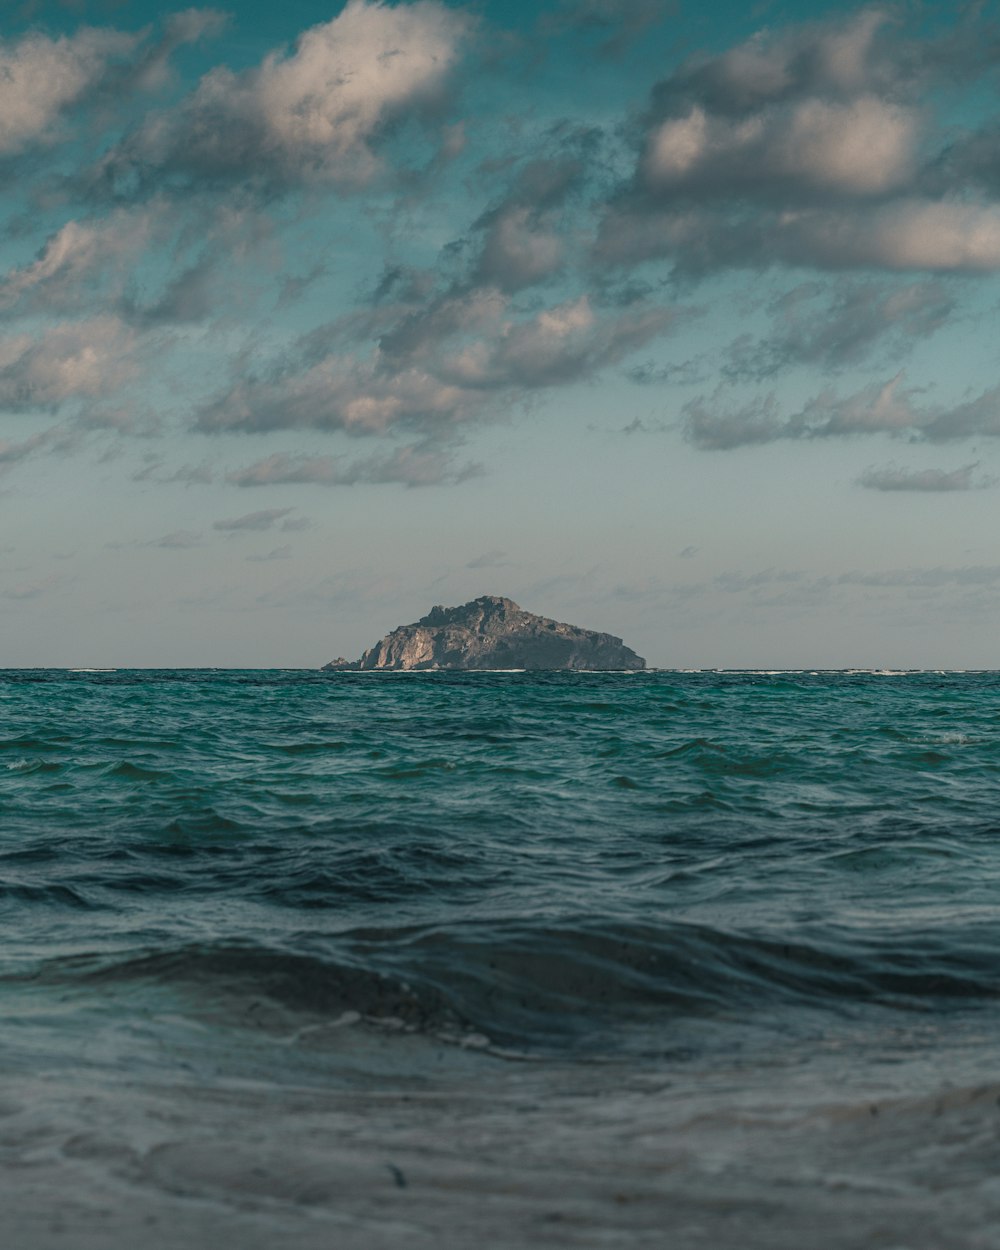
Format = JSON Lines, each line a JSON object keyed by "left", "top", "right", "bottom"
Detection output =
{"left": 2, "top": 0, "right": 1000, "bottom": 499}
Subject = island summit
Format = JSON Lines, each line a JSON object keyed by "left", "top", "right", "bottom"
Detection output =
{"left": 323, "top": 596, "right": 646, "bottom": 671}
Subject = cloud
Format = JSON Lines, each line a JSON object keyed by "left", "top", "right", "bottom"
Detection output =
{"left": 543, "top": 0, "right": 670, "bottom": 57}
{"left": 838, "top": 565, "right": 1000, "bottom": 589}
{"left": 121, "top": 254, "right": 218, "bottom": 326}
{"left": 0, "top": 12, "right": 226, "bottom": 161}
{"left": 145, "top": 530, "right": 203, "bottom": 549}
{"left": 634, "top": 8, "right": 919, "bottom": 206}
{"left": 92, "top": 0, "right": 471, "bottom": 196}
{"left": 437, "top": 295, "right": 672, "bottom": 390}
{"left": 466, "top": 549, "right": 508, "bottom": 568}
{"left": 197, "top": 292, "right": 673, "bottom": 443}
{"left": 461, "top": 150, "right": 593, "bottom": 294}
{"left": 920, "top": 385, "right": 1000, "bottom": 440}
{"left": 227, "top": 444, "right": 480, "bottom": 488}
{"left": 644, "top": 95, "right": 916, "bottom": 200}
{"left": 722, "top": 279, "right": 955, "bottom": 379}
{"left": 0, "top": 316, "right": 140, "bottom": 412}
{"left": 682, "top": 374, "right": 925, "bottom": 449}
{"left": 2, "top": 573, "right": 62, "bottom": 600}
{"left": 596, "top": 199, "right": 1000, "bottom": 276}
{"left": 471, "top": 205, "right": 565, "bottom": 293}
{"left": 0, "top": 211, "right": 156, "bottom": 317}
{"left": 681, "top": 372, "right": 1000, "bottom": 450}
{"left": 858, "top": 462, "right": 995, "bottom": 492}
{"left": 132, "top": 459, "right": 214, "bottom": 485}
{"left": 650, "top": 7, "right": 894, "bottom": 116}
{"left": 200, "top": 356, "right": 474, "bottom": 436}
{"left": 124, "top": 9, "right": 230, "bottom": 94}
{"left": 0, "top": 427, "right": 57, "bottom": 468}
{"left": 0, "top": 26, "right": 139, "bottom": 157}
{"left": 212, "top": 508, "right": 294, "bottom": 531}
{"left": 247, "top": 545, "right": 292, "bottom": 562}
{"left": 594, "top": 8, "right": 1000, "bottom": 277}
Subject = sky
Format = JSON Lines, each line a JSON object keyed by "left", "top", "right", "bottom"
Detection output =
{"left": 3, "top": 0, "right": 1000, "bottom": 667}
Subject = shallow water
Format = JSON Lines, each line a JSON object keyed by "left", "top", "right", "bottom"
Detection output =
{"left": 3, "top": 669, "right": 1000, "bottom": 1246}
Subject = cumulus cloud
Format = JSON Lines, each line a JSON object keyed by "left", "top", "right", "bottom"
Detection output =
{"left": 462, "top": 151, "right": 592, "bottom": 294}
{"left": 93, "top": 0, "right": 471, "bottom": 196}
{"left": 472, "top": 205, "right": 564, "bottom": 293}
{"left": 858, "top": 462, "right": 995, "bottom": 492}
{"left": 637, "top": 8, "right": 918, "bottom": 204}
{"left": 644, "top": 95, "right": 916, "bottom": 199}
{"left": 0, "top": 212, "right": 158, "bottom": 317}
{"left": 197, "top": 291, "right": 673, "bottom": 440}
{"left": 0, "top": 12, "right": 225, "bottom": 160}
{"left": 0, "top": 317, "right": 139, "bottom": 412}
{"left": 439, "top": 295, "right": 672, "bottom": 390}
{"left": 595, "top": 7, "right": 1000, "bottom": 276}
{"left": 213, "top": 508, "right": 294, "bottom": 531}
{"left": 199, "top": 354, "right": 475, "bottom": 436}
{"left": 787, "top": 201, "right": 1000, "bottom": 272}
{"left": 0, "top": 27, "right": 139, "bottom": 157}
{"left": 650, "top": 7, "right": 893, "bottom": 115}
{"left": 597, "top": 198, "right": 1000, "bottom": 276}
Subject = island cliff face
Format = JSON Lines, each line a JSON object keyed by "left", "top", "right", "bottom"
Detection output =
{"left": 323, "top": 596, "right": 646, "bottom": 671}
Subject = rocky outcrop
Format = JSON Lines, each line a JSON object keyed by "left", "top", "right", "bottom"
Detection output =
{"left": 323, "top": 596, "right": 645, "bottom": 671}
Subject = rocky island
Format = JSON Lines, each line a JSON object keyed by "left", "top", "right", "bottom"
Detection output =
{"left": 323, "top": 596, "right": 646, "bottom": 671}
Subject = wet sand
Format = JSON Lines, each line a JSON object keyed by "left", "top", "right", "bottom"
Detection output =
{"left": 4, "top": 1019, "right": 1000, "bottom": 1250}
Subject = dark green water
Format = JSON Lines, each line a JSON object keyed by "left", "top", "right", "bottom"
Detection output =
{"left": 4, "top": 668, "right": 1000, "bottom": 1057}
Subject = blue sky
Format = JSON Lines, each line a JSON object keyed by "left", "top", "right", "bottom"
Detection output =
{"left": 3, "top": 0, "right": 1000, "bottom": 666}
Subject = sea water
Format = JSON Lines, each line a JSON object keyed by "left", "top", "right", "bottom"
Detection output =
{"left": 3, "top": 668, "right": 1000, "bottom": 1248}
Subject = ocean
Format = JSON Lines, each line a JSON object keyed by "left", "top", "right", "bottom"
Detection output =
{"left": 3, "top": 668, "right": 1000, "bottom": 1248}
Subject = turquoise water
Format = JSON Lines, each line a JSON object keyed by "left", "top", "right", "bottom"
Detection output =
{"left": 4, "top": 668, "right": 1000, "bottom": 1052}
{"left": 5, "top": 669, "right": 1000, "bottom": 1248}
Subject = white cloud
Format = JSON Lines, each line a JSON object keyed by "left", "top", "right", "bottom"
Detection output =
{"left": 645, "top": 96, "right": 915, "bottom": 197}
{"left": 108, "top": 0, "right": 471, "bottom": 190}
{"left": 0, "top": 211, "right": 156, "bottom": 315}
{"left": 199, "top": 290, "right": 672, "bottom": 439}
{"left": 0, "top": 317, "right": 139, "bottom": 411}
{"left": 0, "top": 27, "right": 138, "bottom": 156}
{"left": 848, "top": 201, "right": 1000, "bottom": 271}
{"left": 474, "top": 206, "right": 564, "bottom": 291}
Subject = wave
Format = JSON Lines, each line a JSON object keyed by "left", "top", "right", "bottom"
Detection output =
{"left": 22, "top": 917, "right": 1000, "bottom": 1054}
